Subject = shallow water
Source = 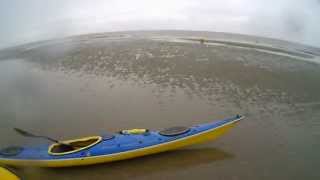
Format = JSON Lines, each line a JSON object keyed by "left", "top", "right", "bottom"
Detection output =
{"left": 0, "top": 31, "right": 320, "bottom": 180}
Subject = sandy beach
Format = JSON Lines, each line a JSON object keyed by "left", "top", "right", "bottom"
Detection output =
{"left": 0, "top": 31, "right": 319, "bottom": 180}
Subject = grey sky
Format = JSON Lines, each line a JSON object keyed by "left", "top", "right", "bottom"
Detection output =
{"left": 1, "top": 0, "right": 319, "bottom": 49}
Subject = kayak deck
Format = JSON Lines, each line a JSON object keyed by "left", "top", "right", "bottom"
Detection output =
{"left": 0, "top": 115, "right": 244, "bottom": 167}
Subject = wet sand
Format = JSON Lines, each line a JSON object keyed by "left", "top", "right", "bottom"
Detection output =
{"left": 0, "top": 31, "right": 320, "bottom": 179}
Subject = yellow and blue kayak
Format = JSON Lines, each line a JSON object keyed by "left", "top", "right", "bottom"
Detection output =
{"left": 0, "top": 167, "right": 20, "bottom": 180}
{"left": 0, "top": 115, "right": 244, "bottom": 167}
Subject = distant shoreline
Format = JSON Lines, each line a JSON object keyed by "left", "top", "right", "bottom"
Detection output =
{"left": 1, "top": 30, "right": 320, "bottom": 64}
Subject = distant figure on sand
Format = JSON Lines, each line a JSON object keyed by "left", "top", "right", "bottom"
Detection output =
{"left": 200, "top": 38, "right": 205, "bottom": 44}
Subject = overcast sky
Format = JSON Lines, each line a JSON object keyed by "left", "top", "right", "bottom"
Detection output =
{"left": 1, "top": 0, "right": 319, "bottom": 49}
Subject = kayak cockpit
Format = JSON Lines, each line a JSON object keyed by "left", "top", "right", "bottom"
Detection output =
{"left": 48, "top": 136, "right": 102, "bottom": 156}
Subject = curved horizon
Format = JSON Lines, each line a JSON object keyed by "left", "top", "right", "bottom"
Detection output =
{"left": 1, "top": 0, "right": 320, "bottom": 49}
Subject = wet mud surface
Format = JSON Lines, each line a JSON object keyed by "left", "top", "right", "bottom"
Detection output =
{"left": 0, "top": 31, "right": 320, "bottom": 179}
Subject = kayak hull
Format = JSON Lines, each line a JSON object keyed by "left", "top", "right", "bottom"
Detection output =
{"left": 0, "top": 115, "right": 243, "bottom": 167}
{"left": 0, "top": 167, "right": 20, "bottom": 180}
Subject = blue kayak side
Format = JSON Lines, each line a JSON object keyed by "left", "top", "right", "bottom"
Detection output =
{"left": 0, "top": 115, "right": 243, "bottom": 166}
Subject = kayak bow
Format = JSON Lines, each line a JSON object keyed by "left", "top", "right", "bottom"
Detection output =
{"left": 0, "top": 167, "right": 20, "bottom": 180}
{"left": 0, "top": 115, "right": 244, "bottom": 167}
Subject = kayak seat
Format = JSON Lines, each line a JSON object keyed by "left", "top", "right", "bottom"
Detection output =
{"left": 48, "top": 136, "right": 102, "bottom": 156}
{"left": 159, "top": 126, "right": 190, "bottom": 136}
